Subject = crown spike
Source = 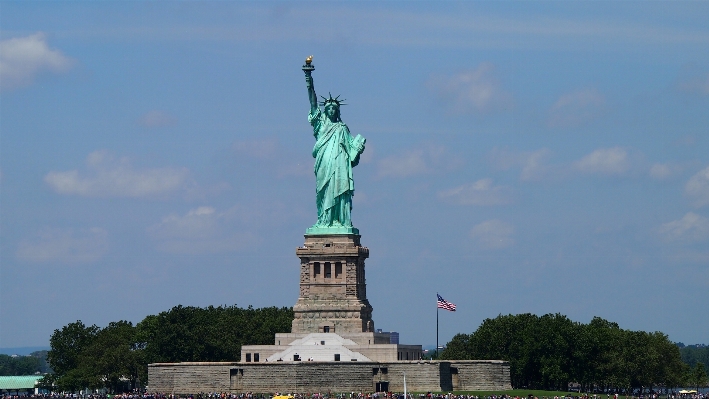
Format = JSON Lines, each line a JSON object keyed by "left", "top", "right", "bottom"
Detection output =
{"left": 317, "top": 92, "right": 347, "bottom": 107}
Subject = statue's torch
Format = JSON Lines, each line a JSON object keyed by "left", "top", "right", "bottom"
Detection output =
{"left": 302, "top": 55, "right": 314, "bottom": 75}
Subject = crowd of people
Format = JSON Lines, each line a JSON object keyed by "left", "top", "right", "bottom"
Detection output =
{"left": 2, "top": 392, "right": 707, "bottom": 399}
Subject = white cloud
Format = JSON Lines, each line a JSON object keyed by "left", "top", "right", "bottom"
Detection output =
{"left": 649, "top": 164, "right": 672, "bottom": 180}
{"left": 438, "top": 178, "right": 512, "bottom": 206}
{"left": 489, "top": 147, "right": 553, "bottom": 181}
{"left": 16, "top": 227, "right": 108, "bottom": 264}
{"left": 686, "top": 166, "right": 709, "bottom": 208}
{"left": 151, "top": 206, "right": 217, "bottom": 238}
{"left": 649, "top": 163, "right": 684, "bottom": 180}
{"left": 44, "top": 150, "right": 190, "bottom": 198}
{"left": 657, "top": 212, "right": 709, "bottom": 242}
{"left": 547, "top": 88, "right": 605, "bottom": 128}
{"left": 519, "top": 149, "right": 554, "bottom": 181}
{"left": 148, "top": 206, "right": 257, "bottom": 254}
{"left": 427, "top": 63, "right": 513, "bottom": 114}
{"left": 492, "top": 146, "right": 653, "bottom": 181}
{"left": 376, "top": 145, "right": 462, "bottom": 179}
{"left": 469, "top": 219, "right": 515, "bottom": 250}
{"left": 519, "top": 148, "right": 553, "bottom": 181}
{"left": 138, "top": 110, "right": 177, "bottom": 127}
{"left": 574, "top": 147, "right": 629, "bottom": 175}
{"left": 0, "top": 32, "right": 74, "bottom": 91}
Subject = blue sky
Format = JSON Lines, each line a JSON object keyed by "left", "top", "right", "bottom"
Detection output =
{"left": 1, "top": 2, "right": 708, "bottom": 349}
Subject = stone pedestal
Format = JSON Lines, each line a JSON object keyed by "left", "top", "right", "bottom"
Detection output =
{"left": 292, "top": 234, "right": 374, "bottom": 334}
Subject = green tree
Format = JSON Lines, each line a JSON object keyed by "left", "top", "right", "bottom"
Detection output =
{"left": 688, "top": 363, "right": 708, "bottom": 391}
{"left": 30, "top": 350, "right": 52, "bottom": 374}
{"left": 41, "top": 305, "right": 293, "bottom": 393}
{"left": 442, "top": 333, "right": 471, "bottom": 361}
{"left": 441, "top": 313, "right": 578, "bottom": 390}
{"left": 575, "top": 317, "right": 624, "bottom": 391}
{"left": 440, "top": 313, "right": 691, "bottom": 391}
{"left": 464, "top": 313, "right": 536, "bottom": 388}
{"left": 137, "top": 304, "right": 292, "bottom": 364}
{"left": 0, "top": 354, "right": 42, "bottom": 375}
{"left": 649, "top": 332, "right": 686, "bottom": 390}
{"left": 681, "top": 346, "right": 709, "bottom": 372}
{"left": 79, "top": 321, "right": 145, "bottom": 392}
{"left": 46, "top": 320, "right": 99, "bottom": 392}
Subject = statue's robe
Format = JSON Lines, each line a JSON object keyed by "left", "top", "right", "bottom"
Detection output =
{"left": 309, "top": 107, "right": 363, "bottom": 227}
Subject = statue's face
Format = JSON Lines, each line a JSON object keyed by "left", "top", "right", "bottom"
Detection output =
{"left": 325, "top": 104, "right": 339, "bottom": 120}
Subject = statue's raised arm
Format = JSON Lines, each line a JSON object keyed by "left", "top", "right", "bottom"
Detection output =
{"left": 303, "top": 56, "right": 317, "bottom": 113}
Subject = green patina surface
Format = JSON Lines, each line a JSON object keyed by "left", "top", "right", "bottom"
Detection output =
{"left": 305, "top": 225, "right": 359, "bottom": 235}
{"left": 303, "top": 57, "right": 365, "bottom": 235}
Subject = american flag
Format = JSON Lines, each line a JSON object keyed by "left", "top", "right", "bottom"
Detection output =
{"left": 437, "top": 294, "right": 456, "bottom": 312}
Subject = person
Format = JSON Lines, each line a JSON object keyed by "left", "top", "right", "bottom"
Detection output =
{"left": 304, "top": 68, "right": 365, "bottom": 231}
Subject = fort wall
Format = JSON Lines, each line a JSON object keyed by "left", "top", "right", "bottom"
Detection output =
{"left": 148, "top": 360, "right": 511, "bottom": 394}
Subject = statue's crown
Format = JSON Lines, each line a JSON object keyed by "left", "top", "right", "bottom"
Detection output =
{"left": 319, "top": 92, "right": 346, "bottom": 107}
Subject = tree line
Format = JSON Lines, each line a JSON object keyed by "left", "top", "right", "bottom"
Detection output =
{"left": 440, "top": 313, "right": 708, "bottom": 392}
{"left": 0, "top": 351, "right": 51, "bottom": 375}
{"left": 41, "top": 308, "right": 706, "bottom": 394}
{"left": 41, "top": 305, "right": 292, "bottom": 393}
{"left": 679, "top": 344, "right": 709, "bottom": 371}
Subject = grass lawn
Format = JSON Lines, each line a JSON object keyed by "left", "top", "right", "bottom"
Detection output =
{"left": 418, "top": 390, "right": 588, "bottom": 397}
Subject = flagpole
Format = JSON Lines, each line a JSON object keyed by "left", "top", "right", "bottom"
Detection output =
{"left": 436, "top": 292, "right": 439, "bottom": 359}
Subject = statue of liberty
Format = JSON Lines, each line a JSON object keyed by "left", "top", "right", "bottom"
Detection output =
{"left": 303, "top": 56, "right": 366, "bottom": 235}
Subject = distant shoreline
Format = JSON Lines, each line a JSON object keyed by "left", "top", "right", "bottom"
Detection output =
{"left": 0, "top": 346, "right": 50, "bottom": 356}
